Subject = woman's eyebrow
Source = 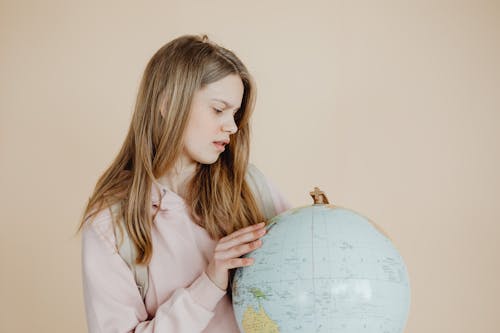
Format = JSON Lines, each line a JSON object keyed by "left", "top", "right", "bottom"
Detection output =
{"left": 211, "top": 98, "right": 240, "bottom": 110}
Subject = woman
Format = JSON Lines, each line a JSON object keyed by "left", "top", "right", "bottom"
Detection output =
{"left": 78, "top": 34, "right": 291, "bottom": 332}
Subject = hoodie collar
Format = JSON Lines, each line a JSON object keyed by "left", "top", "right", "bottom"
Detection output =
{"left": 151, "top": 180, "right": 187, "bottom": 211}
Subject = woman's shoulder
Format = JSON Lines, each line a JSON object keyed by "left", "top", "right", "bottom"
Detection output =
{"left": 246, "top": 163, "right": 280, "bottom": 193}
{"left": 245, "top": 163, "right": 269, "bottom": 182}
{"left": 246, "top": 163, "right": 293, "bottom": 214}
{"left": 82, "top": 205, "right": 118, "bottom": 252}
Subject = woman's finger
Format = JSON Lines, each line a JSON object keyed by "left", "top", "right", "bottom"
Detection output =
{"left": 217, "top": 227, "right": 266, "bottom": 252}
{"left": 224, "top": 257, "right": 255, "bottom": 270}
{"left": 215, "top": 239, "right": 262, "bottom": 261}
{"left": 219, "top": 222, "right": 266, "bottom": 243}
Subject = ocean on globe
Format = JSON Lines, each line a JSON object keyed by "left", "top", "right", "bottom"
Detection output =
{"left": 231, "top": 188, "right": 411, "bottom": 333}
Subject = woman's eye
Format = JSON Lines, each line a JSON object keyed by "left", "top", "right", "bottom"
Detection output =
{"left": 213, "top": 108, "right": 223, "bottom": 113}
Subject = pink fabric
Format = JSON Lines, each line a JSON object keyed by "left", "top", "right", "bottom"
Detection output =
{"left": 81, "top": 168, "right": 292, "bottom": 333}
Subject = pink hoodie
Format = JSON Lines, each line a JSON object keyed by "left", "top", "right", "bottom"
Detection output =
{"left": 81, "top": 171, "right": 292, "bottom": 332}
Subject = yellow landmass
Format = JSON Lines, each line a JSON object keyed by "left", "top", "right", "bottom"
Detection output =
{"left": 241, "top": 304, "right": 280, "bottom": 333}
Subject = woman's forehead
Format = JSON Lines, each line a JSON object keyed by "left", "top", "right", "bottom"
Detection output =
{"left": 198, "top": 74, "right": 244, "bottom": 106}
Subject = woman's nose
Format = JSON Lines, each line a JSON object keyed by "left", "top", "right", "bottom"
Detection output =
{"left": 222, "top": 117, "right": 238, "bottom": 134}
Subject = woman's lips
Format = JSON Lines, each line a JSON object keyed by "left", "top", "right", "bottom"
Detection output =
{"left": 213, "top": 142, "right": 225, "bottom": 151}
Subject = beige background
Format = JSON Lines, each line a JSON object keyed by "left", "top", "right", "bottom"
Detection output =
{"left": 1, "top": 0, "right": 499, "bottom": 332}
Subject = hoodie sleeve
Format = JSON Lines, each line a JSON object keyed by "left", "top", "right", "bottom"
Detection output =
{"left": 81, "top": 211, "right": 226, "bottom": 333}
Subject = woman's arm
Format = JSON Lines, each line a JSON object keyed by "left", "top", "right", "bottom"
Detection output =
{"left": 81, "top": 213, "right": 225, "bottom": 333}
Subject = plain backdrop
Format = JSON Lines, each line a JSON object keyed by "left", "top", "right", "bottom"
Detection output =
{"left": 1, "top": 0, "right": 499, "bottom": 332}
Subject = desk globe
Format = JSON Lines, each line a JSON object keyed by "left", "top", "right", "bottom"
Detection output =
{"left": 231, "top": 188, "right": 410, "bottom": 333}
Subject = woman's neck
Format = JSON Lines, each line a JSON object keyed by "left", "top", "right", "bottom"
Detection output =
{"left": 156, "top": 157, "right": 198, "bottom": 199}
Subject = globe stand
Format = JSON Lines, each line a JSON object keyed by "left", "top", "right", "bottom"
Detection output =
{"left": 309, "top": 187, "right": 330, "bottom": 205}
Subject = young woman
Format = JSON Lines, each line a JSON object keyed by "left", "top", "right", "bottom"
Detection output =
{"left": 78, "top": 34, "right": 291, "bottom": 332}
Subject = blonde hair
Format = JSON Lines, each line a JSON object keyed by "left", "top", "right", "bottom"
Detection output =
{"left": 77, "top": 34, "right": 266, "bottom": 265}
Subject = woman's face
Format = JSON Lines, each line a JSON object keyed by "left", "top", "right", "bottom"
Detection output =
{"left": 182, "top": 74, "right": 244, "bottom": 165}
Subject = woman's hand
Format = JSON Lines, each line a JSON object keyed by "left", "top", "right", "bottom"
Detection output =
{"left": 205, "top": 222, "right": 267, "bottom": 291}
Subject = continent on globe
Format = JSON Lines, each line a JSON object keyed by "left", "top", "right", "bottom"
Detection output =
{"left": 242, "top": 304, "right": 280, "bottom": 333}
{"left": 249, "top": 287, "right": 268, "bottom": 300}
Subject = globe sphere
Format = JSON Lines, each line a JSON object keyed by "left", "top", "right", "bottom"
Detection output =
{"left": 232, "top": 188, "right": 411, "bottom": 333}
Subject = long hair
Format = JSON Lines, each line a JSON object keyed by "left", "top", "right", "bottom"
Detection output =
{"left": 77, "top": 34, "right": 266, "bottom": 265}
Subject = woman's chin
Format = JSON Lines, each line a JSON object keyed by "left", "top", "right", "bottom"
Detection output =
{"left": 197, "top": 155, "right": 221, "bottom": 165}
